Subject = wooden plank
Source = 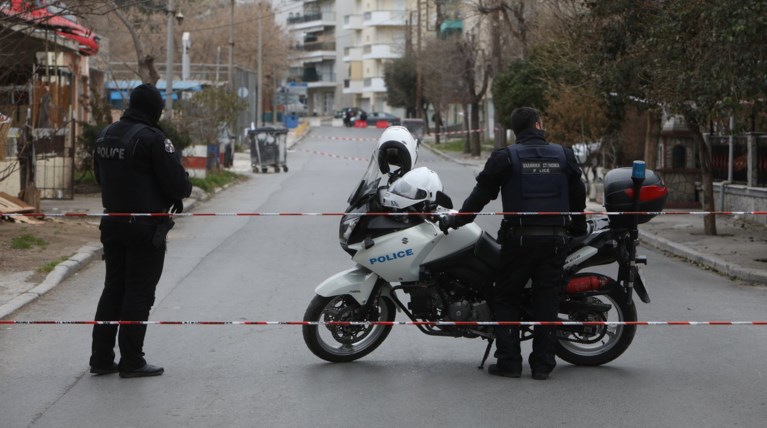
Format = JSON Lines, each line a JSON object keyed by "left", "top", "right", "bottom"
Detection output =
{"left": 10, "top": 215, "right": 44, "bottom": 225}
{"left": 0, "top": 191, "right": 35, "bottom": 214}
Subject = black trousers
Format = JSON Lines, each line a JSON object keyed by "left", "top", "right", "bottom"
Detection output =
{"left": 493, "top": 237, "right": 567, "bottom": 374}
{"left": 90, "top": 219, "right": 165, "bottom": 370}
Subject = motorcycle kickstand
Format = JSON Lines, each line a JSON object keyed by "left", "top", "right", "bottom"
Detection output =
{"left": 477, "top": 338, "right": 495, "bottom": 370}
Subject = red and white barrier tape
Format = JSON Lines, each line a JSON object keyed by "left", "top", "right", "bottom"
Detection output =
{"left": 294, "top": 149, "right": 370, "bottom": 162}
{"left": 313, "top": 128, "right": 486, "bottom": 142}
{"left": 293, "top": 149, "right": 442, "bottom": 163}
{"left": 4, "top": 211, "right": 767, "bottom": 219}
{"left": 1, "top": 320, "right": 766, "bottom": 326}
{"left": 308, "top": 135, "right": 378, "bottom": 142}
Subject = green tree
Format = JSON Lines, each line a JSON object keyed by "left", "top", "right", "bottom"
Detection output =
{"left": 384, "top": 56, "right": 418, "bottom": 118}
{"left": 584, "top": 0, "right": 767, "bottom": 235}
{"left": 492, "top": 58, "right": 547, "bottom": 130}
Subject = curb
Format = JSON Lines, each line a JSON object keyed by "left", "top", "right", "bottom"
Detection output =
{"left": 638, "top": 230, "right": 767, "bottom": 285}
{"left": 0, "top": 242, "right": 103, "bottom": 318}
{"left": 420, "top": 142, "right": 484, "bottom": 167}
{"left": 585, "top": 203, "right": 767, "bottom": 285}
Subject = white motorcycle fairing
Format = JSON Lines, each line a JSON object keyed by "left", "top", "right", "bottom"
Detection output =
{"left": 351, "top": 221, "right": 482, "bottom": 283}
{"left": 314, "top": 222, "right": 484, "bottom": 303}
{"left": 314, "top": 265, "right": 380, "bottom": 305}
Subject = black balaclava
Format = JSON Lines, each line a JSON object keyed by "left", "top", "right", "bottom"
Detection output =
{"left": 128, "top": 83, "right": 164, "bottom": 124}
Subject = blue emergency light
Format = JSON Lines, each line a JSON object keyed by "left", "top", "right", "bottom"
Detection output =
{"left": 632, "top": 160, "right": 646, "bottom": 180}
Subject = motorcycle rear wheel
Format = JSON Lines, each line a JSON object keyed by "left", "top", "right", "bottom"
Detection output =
{"left": 303, "top": 294, "right": 395, "bottom": 363}
{"left": 556, "top": 286, "right": 637, "bottom": 366}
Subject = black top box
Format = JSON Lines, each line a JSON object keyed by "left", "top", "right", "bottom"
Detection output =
{"left": 603, "top": 167, "right": 668, "bottom": 228}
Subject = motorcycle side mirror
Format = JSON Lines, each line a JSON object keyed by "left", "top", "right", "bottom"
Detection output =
{"left": 435, "top": 191, "right": 453, "bottom": 209}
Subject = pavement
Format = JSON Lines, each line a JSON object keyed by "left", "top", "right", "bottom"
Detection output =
{"left": 2, "top": 126, "right": 766, "bottom": 319}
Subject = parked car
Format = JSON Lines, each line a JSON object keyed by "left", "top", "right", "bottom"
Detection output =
{"left": 364, "top": 112, "right": 401, "bottom": 126}
{"left": 0, "top": 0, "right": 100, "bottom": 56}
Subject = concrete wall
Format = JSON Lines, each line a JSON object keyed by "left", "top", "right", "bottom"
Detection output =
{"left": 713, "top": 184, "right": 767, "bottom": 226}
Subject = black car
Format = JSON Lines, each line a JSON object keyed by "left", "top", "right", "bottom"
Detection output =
{"left": 364, "top": 112, "right": 401, "bottom": 126}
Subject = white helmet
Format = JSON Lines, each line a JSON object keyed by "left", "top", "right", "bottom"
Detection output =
{"left": 381, "top": 167, "right": 443, "bottom": 209}
{"left": 376, "top": 126, "right": 418, "bottom": 175}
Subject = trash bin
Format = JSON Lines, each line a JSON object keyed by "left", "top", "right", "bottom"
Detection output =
{"left": 284, "top": 113, "right": 299, "bottom": 129}
{"left": 248, "top": 126, "right": 289, "bottom": 173}
{"left": 206, "top": 143, "right": 220, "bottom": 170}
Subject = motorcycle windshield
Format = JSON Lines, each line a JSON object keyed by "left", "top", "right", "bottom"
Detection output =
{"left": 347, "top": 150, "right": 387, "bottom": 207}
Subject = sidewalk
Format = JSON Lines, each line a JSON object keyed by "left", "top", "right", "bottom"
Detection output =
{"left": 422, "top": 140, "right": 767, "bottom": 285}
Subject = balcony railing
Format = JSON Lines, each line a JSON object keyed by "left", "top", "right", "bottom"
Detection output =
{"left": 303, "top": 72, "right": 337, "bottom": 83}
{"left": 343, "top": 14, "right": 363, "bottom": 30}
{"left": 362, "top": 10, "right": 407, "bottom": 26}
{"left": 287, "top": 12, "right": 335, "bottom": 25}
{"left": 294, "top": 42, "right": 336, "bottom": 52}
{"left": 363, "top": 76, "right": 386, "bottom": 92}
{"left": 343, "top": 46, "right": 363, "bottom": 62}
{"left": 362, "top": 43, "right": 402, "bottom": 59}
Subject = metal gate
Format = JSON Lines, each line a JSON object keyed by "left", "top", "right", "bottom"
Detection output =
{"left": 33, "top": 119, "right": 75, "bottom": 200}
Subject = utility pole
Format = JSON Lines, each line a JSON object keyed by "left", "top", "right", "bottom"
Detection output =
{"left": 165, "top": 1, "right": 184, "bottom": 113}
{"left": 228, "top": 0, "right": 234, "bottom": 92}
{"left": 490, "top": 1, "right": 506, "bottom": 148}
{"left": 257, "top": 1, "right": 263, "bottom": 126}
{"left": 415, "top": 0, "right": 422, "bottom": 119}
{"left": 165, "top": 0, "right": 175, "bottom": 112}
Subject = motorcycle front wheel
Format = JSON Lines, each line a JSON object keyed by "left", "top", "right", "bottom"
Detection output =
{"left": 556, "top": 285, "right": 637, "bottom": 366}
{"left": 303, "top": 294, "right": 395, "bottom": 363}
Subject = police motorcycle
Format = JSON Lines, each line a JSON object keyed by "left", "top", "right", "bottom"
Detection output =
{"left": 302, "top": 126, "right": 668, "bottom": 367}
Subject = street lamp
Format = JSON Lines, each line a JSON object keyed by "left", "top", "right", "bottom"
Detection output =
{"left": 165, "top": 0, "right": 184, "bottom": 113}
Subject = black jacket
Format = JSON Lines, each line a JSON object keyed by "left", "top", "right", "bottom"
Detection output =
{"left": 457, "top": 129, "right": 587, "bottom": 234}
{"left": 94, "top": 108, "right": 192, "bottom": 213}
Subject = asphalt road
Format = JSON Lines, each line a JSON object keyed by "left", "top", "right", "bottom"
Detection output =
{"left": 1, "top": 126, "right": 766, "bottom": 428}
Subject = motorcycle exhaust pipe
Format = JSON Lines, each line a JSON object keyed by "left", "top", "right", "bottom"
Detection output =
{"left": 565, "top": 275, "right": 609, "bottom": 294}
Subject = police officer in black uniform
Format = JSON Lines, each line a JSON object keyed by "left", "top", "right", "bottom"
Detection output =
{"left": 440, "top": 107, "right": 586, "bottom": 380}
{"left": 89, "top": 83, "right": 192, "bottom": 378}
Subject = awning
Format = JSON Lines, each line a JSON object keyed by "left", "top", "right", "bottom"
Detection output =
{"left": 105, "top": 80, "right": 204, "bottom": 92}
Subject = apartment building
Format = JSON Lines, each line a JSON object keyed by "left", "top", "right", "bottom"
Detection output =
{"left": 285, "top": 0, "right": 348, "bottom": 116}
{"left": 342, "top": 0, "right": 408, "bottom": 114}
{"left": 284, "top": 0, "right": 466, "bottom": 116}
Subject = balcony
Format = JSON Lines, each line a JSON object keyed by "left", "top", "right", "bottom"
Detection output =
{"left": 343, "top": 14, "right": 363, "bottom": 30}
{"left": 362, "top": 43, "right": 401, "bottom": 60}
{"left": 363, "top": 76, "right": 386, "bottom": 92}
{"left": 306, "top": 72, "right": 338, "bottom": 89}
{"left": 343, "top": 79, "right": 364, "bottom": 94}
{"left": 287, "top": 12, "right": 336, "bottom": 32}
{"left": 362, "top": 10, "right": 407, "bottom": 27}
{"left": 343, "top": 46, "right": 363, "bottom": 62}
{"left": 292, "top": 42, "right": 337, "bottom": 62}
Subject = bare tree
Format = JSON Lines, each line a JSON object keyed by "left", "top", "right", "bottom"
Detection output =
{"left": 424, "top": 32, "right": 489, "bottom": 156}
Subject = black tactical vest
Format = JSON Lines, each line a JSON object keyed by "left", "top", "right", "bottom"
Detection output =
{"left": 502, "top": 143, "right": 571, "bottom": 227}
{"left": 95, "top": 123, "right": 169, "bottom": 214}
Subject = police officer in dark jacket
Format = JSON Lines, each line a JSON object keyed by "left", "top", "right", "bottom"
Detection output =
{"left": 89, "top": 83, "right": 192, "bottom": 378}
{"left": 440, "top": 107, "right": 586, "bottom": 380}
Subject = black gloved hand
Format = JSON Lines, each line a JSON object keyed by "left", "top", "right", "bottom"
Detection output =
{"left": 170, "top": 199, "right": 184, "bottom": 214}
{"left": 439, "top": 215, "right": 457, "bottom": 235}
